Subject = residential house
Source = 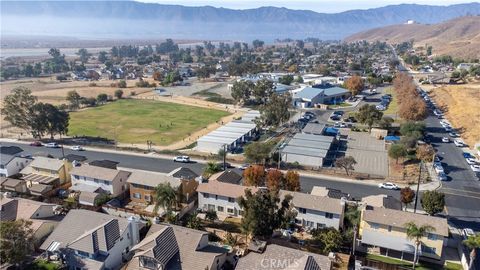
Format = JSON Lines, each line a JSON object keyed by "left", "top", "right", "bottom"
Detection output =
{"left": 0, "top": 197, "right": 60, "bottom": 246}
{"left": 0, "top": 146, "right": 33, "bottom": 177}
{"left": 197, "top": 180, "right": 258, "bottom": 218}
{"left": 126, "top": 223, "right": 228, "bottom": 270}
{"left": 210, "top": 170, "right": 243, "bottom": 185}
{"left": 21, "top": 157, "right": 72, "bottom": 196}
{"left": 235, "top": 243, "right": 332, "bottom": 270}
{"left": 70, "top": 164, "right": 131, "bottom": 205}
{"left": 127, "top": 169, "right": 198, "bottom": 206}
{"left": 358, "top": 206, "right": 449, "bottom": 263}
{"left": 40, "top": 210, "right": 142, "bottom": 270}
{"left": 280, "top": 190, "right": 345, "bottom": 230}
{"left": 0, "top": 177, "right": 28, "bottom": 193}
{"left": 167, "top": 167, "right": 199, "bottom": 181}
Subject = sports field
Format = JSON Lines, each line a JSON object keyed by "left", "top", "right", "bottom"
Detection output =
{"left": 68, "top": 99, "right": 230, "bottom": 145}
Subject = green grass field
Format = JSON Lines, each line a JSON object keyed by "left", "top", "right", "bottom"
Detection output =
{"left": 68, "top": 99, "right": 230, "bottom": 145}
{"left": 383, "top": 87, "right": 399, "bottom": 116}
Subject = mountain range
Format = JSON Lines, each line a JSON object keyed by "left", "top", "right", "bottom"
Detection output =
{"left": 346, "top": 16, "right": 480, "bottom": 59}
{"left": 1, "top": 1, "right": 480, "bottom": 41}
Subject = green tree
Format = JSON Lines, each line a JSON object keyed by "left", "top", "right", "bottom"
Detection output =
{"left": 97, "top": 93, "right": 108, "bottom": 104}
{"left": 421, "top": 190, "right": 445, "bottom": 216}
{"left": 253, "top": 79, "right": 274, "bottom": 104}
{"left": 244, "top": 141, "right": 274, "bottom": 164}
{"left": 356, "top": 104, "right": 383, "bottom": 132}
{"left": 389, "top": 144, "right": 408, "bottom": 164}
{"left": 98, "top": 51, "right": 108, "bottom": 63}
{"left": 1, "top": 86, "right": 37, "bottom": 131}
{"left": 203, "top": 161, "right": 222, "bottom": 178}
{"left": 311, "top": 227, "right": 344, "bottom": 254}
{"left": 0, "top": 219, "right": 34, "bottom": 267}
{"left": 463, "top": 233, "right": 480, "bottom": 270}
{"left": 186, "top": 213, "right": 202, "bottom": 230}
{"left": 237, "top": 190, "right": 294, "bottom": 238}
{"left": 117, "top": 80, "right": 127, "bottom": 88}
{"left": 41, "top": 103, "right": 69, "bottom": 139}
{"left": 258, "top": 93, "right": 291, "bottom": 128}
{"left": 378, "top": 116, "right": 394, "bottom": 130}
{"left": 66, "top": 90, "right": 82, "bottom": 110}
{"left": 24, "top": 64, "right": 34, "bottom": 77}
{"left": 205, "top": 209, "right": 218, "bottom": 222}
{"left": 153, "top": 182, "right": 177, "bottom": 214}
{"left": 400, "top": 121, "right": 425, "bottom": 140}
{"left": 231, "top": 80, "right": 253, "bottom": 105}
{"left": 114, "top": 89, "right": 124, "bottom": 99}
{"left": 252, "top": 39, "right": 264, "bottom": 50}
{"left": 400, "top": 187, "right": 415, "bottom": 211}
{"left": 279, "top": 75, "right": 294, "bottom": 85}
{"left": 334, "top": 156, "right": 357, "bottom": 175}
{"left": 77, "top": 48, "right": 90, "bottom": 64}
{"left": 404, "top": 222, "right": 435, "bottom": 268}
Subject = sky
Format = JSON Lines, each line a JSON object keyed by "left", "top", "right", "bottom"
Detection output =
{"left": 135, "top": 0, "right": 472, "bottom": 13}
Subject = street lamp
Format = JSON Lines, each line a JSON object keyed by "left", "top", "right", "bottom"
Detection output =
{"left": 413, "top": 160, "right": 423, "bottom": 213}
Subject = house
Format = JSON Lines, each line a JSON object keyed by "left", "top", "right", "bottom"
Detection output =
{"left": 361, "top": 194, "right": 402, "bottom": 210}
{"left": 127, "top": 169, "right": 198, "bottom": 206}
{"left": 40, "top": 210, "right": 142, "bottom": 270}
{"left": 126, "top": 223, "right": 228, "bottom": 270}
{"left": 0, "top": 146, "right": 33, "bottom": 177}
{"left": 197, "top": 180, "right": 258, "bottom": 218}
{"left": 167, "top": 167, "right": 199, "bottom": 181}
{"left": 70, "top": 164, "right": 131, "bottom": 202}
{"left": 293, "top": 86, "right": 350, "bottom": 108}
{"left": 21, "top": 157, "right": 72, "bottom": 196}
{"left": 280, "top": 190, "right": 345, "bottom": 230}
{"left": 235, "top": 244, "right": 332, "bottom": 270}
{"left": 210, "top": 170, "right": 243, "bottom": 185}
{"left": 0, "top": 197, "right": 60, "bottom": 246}
{"left": 358, "top": 206, "right": 449, "bottom": 263}
{"left": 0, "top": 177, "right": 28, "bottom": 193}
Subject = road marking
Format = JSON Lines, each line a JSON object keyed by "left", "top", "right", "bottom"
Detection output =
{"left": 442, "top": 191, "right": 480, "bottom": 200}
{"left": 441, "top": 188, "right": 480, "bottom": 196}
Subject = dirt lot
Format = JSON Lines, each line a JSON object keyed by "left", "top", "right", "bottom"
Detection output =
{"left": 424, "top": 83, "right": 480, "bottom": 148}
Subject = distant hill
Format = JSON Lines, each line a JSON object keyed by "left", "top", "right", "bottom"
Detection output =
{"left": 1, "top": 1, "right": 480, "bottom": 41}
{"left": 345, "top": 16, "right": 480, "bottom": 59}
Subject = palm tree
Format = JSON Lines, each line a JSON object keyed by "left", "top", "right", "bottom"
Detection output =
{"left": 153, "top": 183, "right": 177, "bottom": 214}
{"left": 404, "top": 222, "right": 435, "bottom": 269}
{"left": 463, "top": 233, "right": 480, "bottom": 270}
{"left": 203, "top": 161, "right": 221, "bottom": 178}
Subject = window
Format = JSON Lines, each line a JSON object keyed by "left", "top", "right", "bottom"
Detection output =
{"left": 227, "top": 208, "right": 234, "bottom": 214}
{"left": 238, "top": 210, "right": 244, "bottom": 216}
{"left": 94, "top": 178, "right": 99, "bottom": 183}
{"left": 388, "top": 226, "right": 392, "bottom": 232}
{"left": 103, "top": 180, "right": 110, "bottom": 185}
{"left": 145, "top": 195, "right": 151, "bottom": 202}
{"left": 427, "top": 233, "right": 437, "bottom": 241}
{"left": 133, "top": 193, "right": 141, "bottom": 199}
{"left": 298, "top": 208, "right": 307, "bottom": 214}
{"left": 228, "top": 197, "right": 235, "bottom": 203}
{"left": 371, "top": 223, "right": 379, "bottom": 230}
{"left": 215, "top": 195, "right": 218, "bottom": 200}
{"left": 421, "top": 245, "right": 437, "bottom": 254}
{"left": 325, "top": 212, "right": 334, "bottom": 219}
{"left": 217, "top": 206, "right": 224, "bottom": 212}
{"left": 208, "top": 204, "right": 215, "bottom": 211}
{"left": 203, "top": 193, "right": 209, "bottom": 199}
{"left": 317, "top": 223, "right": 326, "bottom": 229}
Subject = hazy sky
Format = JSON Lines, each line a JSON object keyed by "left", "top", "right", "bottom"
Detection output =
{"left": 135, "top": 0, "right": 472, "bottom": 12}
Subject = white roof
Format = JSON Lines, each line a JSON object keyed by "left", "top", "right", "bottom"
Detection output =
{"left": 282, "top": 145, "right": 328, "bottom": 158}
{"left": 197, "top": 135, "right": 238, "bottom": 145}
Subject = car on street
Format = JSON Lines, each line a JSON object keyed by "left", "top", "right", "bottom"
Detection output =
{"left": 470, "top": 164, "right": 480, "bottom": 172}
{"left": 437, "top": 172, "right": 448, "bottom": 181}
{"left": 330, "top": 114, "right": 341, "bottom": 121}
{"left": 449, "top": 132, "right": 459, "bottom": 137}
{"left": 441, "top": 137, "right": 449, "bottom": 143}
{"left": 333, "top": 111, "right": 344, "bottom": 116}
{"left": 239, "top": 164, "right": 251, "bottom": 170}
{"left": 466, "top": 158, "right": 478, "bottom": 165}
{"left": 334, "top": 122, "right": 341, "bottom": 127}
{"left": 444, "top": 126, "right": 452, "bottom": 132}
{"left": 378, "top": 182, "right": 400, "bottom": 190}
{"left": 463, "top": 152, "right": 473, "bottom": 159}
{"left": 30, "top": 141, "right": 42, "bottom": 147}
{"left": 173, "top": 156, "right": 190, "bottom": 163}
{"left": 216, "top": 162, "right": 233, "bottom": 169}
{"left": 463, "top": 228, "right": 475, "bottom": 239}
{"left": 454, "top": 139, "right": 465, "bottom": 147}
{"left": 71, "top": 145, "right": 84, "bottom": 151}
{"left": 45, "top": 142, "right": 60, "bottom": 148}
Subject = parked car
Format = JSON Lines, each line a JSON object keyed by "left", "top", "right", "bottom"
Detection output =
{"left": 449, "top": 132, "right": 459, "bottom": 137}
{"left": 330, "top": 114, "right": 341, "bottom": 121}
{"left": 454, "top": 139, "right": 465, "bottom": 147}
{"left": 466, "top": 158, "right": 478, "bottom": 165}
{"left": 333, "top": 111, "right": 344, "bottom": 116}
{"left": 334, "top": 122, "right": 341, "bottom": 128}
{"left": 434, "top": 163, "right": 445, "bottom": 174}
{"left": 441, "top": 137, "right": 449, "bottom": 143}
{"left": 463, "top": 152, "right": 473, "bottom": 159}
{"left": 216, "top": 162, "right": 233, "bottom": 169}
{"left": 378, "top": 182, "right": 400, "bottom": 190}
{"left": 30, "top": 141, "right": 42, "bottom": 147}
{"left": 71, "top": 145, "right": 84, "bottom": 151}
{"left": 437, "top": 172, "right": 448, "bottom": 181}
{"left": 470, "top": 164, "right": 480, "bottom": 172}
{"left": 444, "top": 126, "right": 452, "bottom": 132}
{"left": 463, "top": 228, "right": 475, "bottom": 239}
{"left": 173, "top": 156, "right": 190, "bottom": 163}
{"left": 45, "top": 142, "right": 59, "bottom": 148}
{"left": 240, "top": 164, "right": 251, "bottom": 170}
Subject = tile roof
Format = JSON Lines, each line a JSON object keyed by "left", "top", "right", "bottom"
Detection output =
{"left": 40, "top": 210, "right": 129, "bottom": 252}
{"left": 29, "top": 183, "right": 53, "bottom": 195}
{"left": 1, "top": 178, "right": 26, "bottom": 188}
{"left": 128, "top": 223, "right": 227, "bottom": 270}
{"left": 280, "top": 190, "right": 344, "bottom": 214}
{"left": 70, "top": 164, "right": 129, "bottom": 182}
{"left": 127, "top": 170, "right": 181, "bottom": 188}
{"left": 79, "top": 191, "right": 101, "bottom": 205}
{"left": 362, "top": 194, "right": 402, "bottom": 210}
{"left": 28, "top": 157, "right": 65, "bottom": 171}
{"left": 0, "top": 197, "right": 57, "bottom": 232}
{"left": 197, "top": 180, "right": 258, "bottom": 199}
{"left": 235, "top": 244, "right": 331, "bottom": 270}
{"left": 167, "top": 167, "right": 199, "bottom": 180}
{"left": 362, "top": 206, "right": 449, "bottom": 236}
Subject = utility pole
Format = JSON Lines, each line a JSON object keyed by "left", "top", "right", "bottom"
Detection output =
{"left": 223, "top": 144, "right": 227, "bottom": 171}
{"left": 60, "top": 134, "right": 65, "bottom": 158}
{"left": 413, "top": 160, "right": 422, "bottom": 213}
{"left": 277, "top": 149, "right": 281, "bottom": 169}
{"left": 352, "top": 225, "right": 357, "bottom": 256}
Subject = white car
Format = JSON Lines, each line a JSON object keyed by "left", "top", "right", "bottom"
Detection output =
{"left": 463, "top": 228, "right": 475, "bottom": 239}
{"left": 470, "top": 164, "right": 480, "bottom": 172}
{"left": 434, "top": 164, "right": 445, "bottom": 174}
{"left": 378, "top": 182, "right": 400, "bottom": 190}
{"left": 449, "top": 132, "right": 459, "bottom": 137}
{"left": 454, "top": 139, "right": 465, "bottom": 147}
{"left": 444, "top": 126, "right": 452, "bottom": 132}
{"left": 45, "top": 142, "right": 59, "bottom": 148}
{"left": 441, "top": 137, "right": 449, "bottom": 143}
{"left": 173, "top": 156, "right": 190, "bottom": 163}
{"left": 466, "top": 158, "right": 478, "bottom": 165}
{"left": 71, "top": 145, "right": 84, "bottom": 151}
{"left": 240, "top": 164, "right": 251, "bottom": 170}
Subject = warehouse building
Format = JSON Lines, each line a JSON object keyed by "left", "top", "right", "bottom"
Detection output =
{"left": 280, "top": 133, "right": 334, "bottom": 168}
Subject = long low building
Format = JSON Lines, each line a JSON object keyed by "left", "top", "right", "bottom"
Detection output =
{"left": 280, "top": 133, "right": 334, "bottom": 168}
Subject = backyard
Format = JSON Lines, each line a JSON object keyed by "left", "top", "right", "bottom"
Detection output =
{"left": 68, "top": 99, "right": 230, "bottom": 145}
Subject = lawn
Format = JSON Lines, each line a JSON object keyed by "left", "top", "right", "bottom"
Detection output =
{"left": 68, "top": 99, "right": 230, "bottom": 145}
{"left": 25, "top": 259, "right": 60, "bottom": 270}
{"left": 366, "top": 253, "right": 456, "bottom": 270}
{"left": 383, "top": 87, "right": 399, "bottom": 116}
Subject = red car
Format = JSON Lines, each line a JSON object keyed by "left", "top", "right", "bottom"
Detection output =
{"left": 30, "top": 141, "right": 42, "bottom": 147}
